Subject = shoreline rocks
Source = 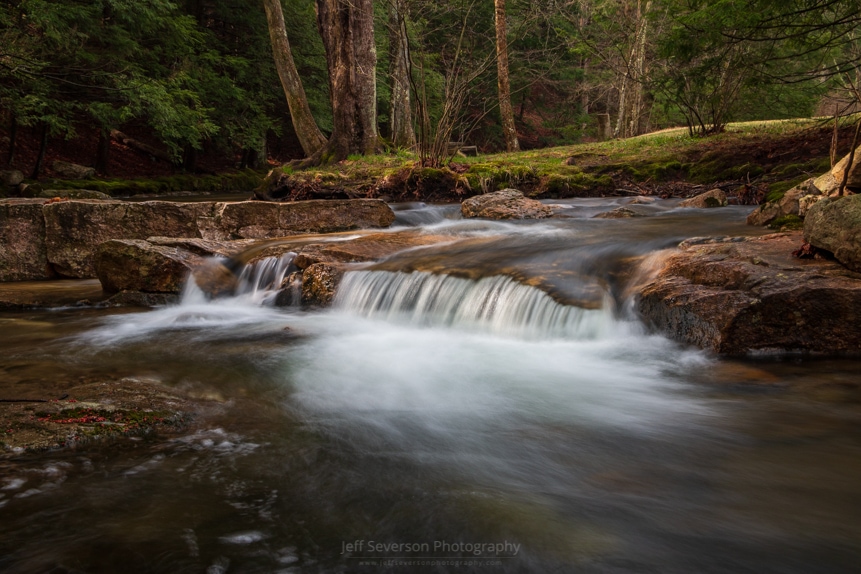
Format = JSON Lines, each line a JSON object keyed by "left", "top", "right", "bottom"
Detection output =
{"left": 637, "top": 232, "right": 861, "bottom": 355}
{"left": 803, "top": 195, "right": 861, "bottom": 272}
{"left": 0, "top": 199, "right": 52, "bottom": 282}
{"left": 0, "top": 198, "right": 395, "bottom": 281}
{"left": 678, "top": 188, "right": 727, "bottom": 208}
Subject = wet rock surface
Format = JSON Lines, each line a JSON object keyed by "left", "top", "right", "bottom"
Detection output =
{"left": 461, "top": 189, "right": 554, "bottom": 220}
{"left": 0, "top": 279, "right": 106, "bottom": 310}
{"left": 0, "top": 378, "right": 208, "bottom": 454}
{"left": 637, "top": 232, "right": 861, "bottom": 355}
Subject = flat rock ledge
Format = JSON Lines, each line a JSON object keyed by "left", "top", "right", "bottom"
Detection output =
{"left": 637, "top": 232, "right": 861, "bottom": 355}
{"left": 1, "top": 198, "right": 395, "bottom": 281}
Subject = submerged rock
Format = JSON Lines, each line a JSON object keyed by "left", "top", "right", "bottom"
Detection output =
{"left": 593, "top": 206, "right": 646, "bottom": 219}
{"left": 678, "top": 188, "right": 727, "bottom": 208}
{"left": 0, "top": 198, "right": 51, "bottom": 281}
{"left": 461, "top": 189, "right": 554, "bottom": 220}
{"left": 637, "top": 232, "right": 861, "bottom": 355}
{"left": 804, "top": 195, "right": 861, "bottom": 272}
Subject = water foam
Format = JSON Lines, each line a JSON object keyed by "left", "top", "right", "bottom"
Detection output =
{"left": 334, "top": 270, "right": 616, "bottom": 340}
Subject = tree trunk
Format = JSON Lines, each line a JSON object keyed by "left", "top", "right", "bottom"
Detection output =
{"left": 614, "top": 0, "right": 651, "bottom": 138}
{"left": 315, "top": 0, "right": 378, "bottom": 162}
{"left": 494, "top": 0, "right": 519, "bottom": 152}
{"left": 263, "top": 0, "right": 327, "bottom": 157}
{"left": 182, "top": 145, "right": 197, "bottom": 172}
{"left": 95, "top": 129, "right": 110, "bottom": 176}
{"left": 31, "top": 124, "right": 48, "bottom": 179}
{"left": 7, "top": 115, "right": 17, "bottom": 167}
{"left": 388, "top": 0, "right": 416, "bottom": 149}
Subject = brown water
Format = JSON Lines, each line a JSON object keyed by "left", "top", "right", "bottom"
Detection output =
{"left": 1, "top": 199, "right": 860, "bottom": 573}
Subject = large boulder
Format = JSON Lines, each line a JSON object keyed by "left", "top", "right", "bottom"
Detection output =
{"left": 301, "top": 262, "right": 345, "bottom": 307}
{"left": 461, "top": 189, "right": 554, "bottom": 220}
{"left": 637, "top": 232, "right": 861, "bottom": 355}
{"left": 43, "top": 200, "right": 217, "bottom": 277}
{"left": 678, "top": 188, "right": 727, "bottom": 208}
{"left": 0, "top": 198, "right": 52, "bottom": 281}
{"left": 1, "top": 170, "right": 24, "bottom": 188}
{"left": 52, "top": 161, "right": 95, "bottom": 179}
{"left": 804, "top": 195, "right": 861, "bottom": 272}
{"left": 218, "top": 199, "right": 395, "bottom": 239}
{"left": 94, "top": 239, "right": 236, "bottom": 295}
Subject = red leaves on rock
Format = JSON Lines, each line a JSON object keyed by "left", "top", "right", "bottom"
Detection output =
{"left": 792, "top": 242, "right": 828, "bottom": 259}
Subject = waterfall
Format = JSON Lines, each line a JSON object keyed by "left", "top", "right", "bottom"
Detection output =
{"left": 334, "top": 270, "right": 615, "bottom": 339}
{"left": 181, "top": 253, "right": 299, "bottom": 307}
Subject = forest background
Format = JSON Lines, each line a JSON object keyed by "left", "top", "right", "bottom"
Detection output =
{"left": 1, "top": 0, "right": 859, "bottom": 180}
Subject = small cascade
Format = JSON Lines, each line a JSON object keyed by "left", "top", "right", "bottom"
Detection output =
{"left": 334, "top": 270, "right": 616, "bottom": 339}
{"left": 181, "top": 253, "right": 298, "bottom": 307}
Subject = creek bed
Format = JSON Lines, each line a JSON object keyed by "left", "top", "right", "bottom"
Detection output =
{"left": 1, "top": 199, "right": 859, "bottom": 573}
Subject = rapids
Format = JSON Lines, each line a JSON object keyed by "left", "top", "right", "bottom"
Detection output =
{"left": 1, "top": 198, "right": 859, "bottom": 573}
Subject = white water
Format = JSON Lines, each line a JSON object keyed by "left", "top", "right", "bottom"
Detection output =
{"left": 335, "top": 270, "right": 615, "bottom": 339}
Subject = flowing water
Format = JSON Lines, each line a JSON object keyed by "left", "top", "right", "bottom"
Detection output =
{"left": 1, "top": 199, "right": 860, "bottom": 573}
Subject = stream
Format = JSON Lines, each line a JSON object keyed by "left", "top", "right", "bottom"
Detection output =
{"left": 1, "top": 198, "right": 860, "bottom": 573}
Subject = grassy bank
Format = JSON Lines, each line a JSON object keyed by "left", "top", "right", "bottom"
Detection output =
{"left": 6, "top": 117, "right": 855, "bottom": 203}
{"left": 264, "top": 117, "right": 852, "bottom": 203}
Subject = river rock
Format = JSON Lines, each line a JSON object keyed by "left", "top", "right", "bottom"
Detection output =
{"left": 461, "top": 189, "right": 553, "bottom": 220}
{"left": 1, "top": 169, "right": 24, "bottom": 188}
{"left": 44, "top": 200, "right": 215, "bottom": 278}
{"left": 593, "top": 206, "right": 646, "bottom": 219}
{"left": 218, "top": 199, "right": 395, "bottom": 239}
{"left": 52, "top": 160, "right": 96, "bottom": 179}
{"left": 0, "top": 198, "right": 52, "bottom": 281}
{"left": 629, "top": 196, "right": 656, "bottom": 205}
{"left": 301, "top": 262, "right": 345, "bottom": 306}
{"left": 678, "top": 188, "right": 727, "bottom": 208}
{"left": 804, "top": 195, "right": 861, "bottom": 272}
{"left": 95, "top": 239, "right": 236, "bottom": 295}
{"left": 637, "top": 232, "right": 861, "bottom": 355}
